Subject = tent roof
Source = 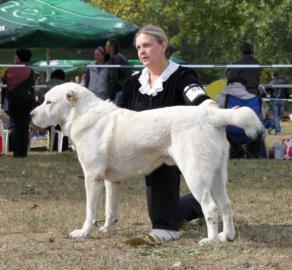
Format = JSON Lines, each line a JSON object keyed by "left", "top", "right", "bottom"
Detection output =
{"left": 0, "top": 0, "right": 138, "bottom": 49}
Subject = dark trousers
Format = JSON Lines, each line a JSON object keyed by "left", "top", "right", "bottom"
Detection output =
{"left": 145, "top": 164, "right": 203, "bottom": 231}
{"left": 9, "top": 106, "right": 31, "bottom": 157}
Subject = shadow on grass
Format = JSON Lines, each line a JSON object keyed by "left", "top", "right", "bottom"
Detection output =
{"left": 180, "top": 218, "right": 292, "bottom": 248}
{"left": 236, "top": 219, "right": 292, "bottom": 248}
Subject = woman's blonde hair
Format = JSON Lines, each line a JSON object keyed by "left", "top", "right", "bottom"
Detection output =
{"left": 134, "top": 24, "right": 168, "bottom": 46}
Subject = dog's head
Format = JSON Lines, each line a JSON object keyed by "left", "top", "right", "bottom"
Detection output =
{"left": 30, "top": 82, "right": 97, "bottom": 129}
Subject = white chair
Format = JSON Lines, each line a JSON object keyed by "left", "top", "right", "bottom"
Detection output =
{"left": 2, "top": 129, "right": 11, "bottom": 154}
{"left": 48, "top": 126, "right": 64, "bottom": 152}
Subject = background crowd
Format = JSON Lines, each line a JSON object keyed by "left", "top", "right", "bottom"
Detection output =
{"left": 0, "top": 35, "right": 291, "bottom": 158}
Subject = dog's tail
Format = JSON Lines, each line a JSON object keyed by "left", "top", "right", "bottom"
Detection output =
{"left": 208, "top": 107, "right": 264, "bottom": 139}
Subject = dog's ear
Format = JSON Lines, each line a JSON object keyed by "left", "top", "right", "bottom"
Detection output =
{"left": 66, "top": 90, "right": 78, "bottom": 106}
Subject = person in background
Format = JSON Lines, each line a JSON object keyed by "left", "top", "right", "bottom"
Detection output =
{"left": 216, "top": 76, "right": 255, "bottom": 108}
{"left": 74, "top": 74, "right": 85, "bottom": 86}
{"left": 225, "top": 42, "right": 262, "bottom": 158}
{"left": 225, "top": 42, "right": 261, "bottom": 96}
{"left": 35, "top": 69, "right": 69, "bottom": 151}
{"left": 85, "top": 46, "right": 109, "bottom": 100}
{"left": 74, "top": 74, "right": 82, "bottom": 84}
{"left": 1, "top": 78, "right": 9, "bottom": 114}
{"left": 216, "top": 76, "right": 265, "bottom": 158}
{"left": 105, "top": 38, "right": 132, "bottom": 103}
{"left": 118, "top": 25, "right": 217, "bottom": 242}
{"left": 2, "top": 48, "right": 35, "bottom": 158}
{"left": 266, "top": 71, "right": 290, "bottom": 135}
{"left": 36, "top": 69, "right": 66, "bottom": 105}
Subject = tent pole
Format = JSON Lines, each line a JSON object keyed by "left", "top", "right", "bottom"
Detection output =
{"left": 46, "top": 48, "right": 51, "bottom": 81}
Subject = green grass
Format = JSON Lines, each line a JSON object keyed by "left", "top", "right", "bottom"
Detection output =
{"left": 0, "top": 152, "right": 291, "bottom": 269}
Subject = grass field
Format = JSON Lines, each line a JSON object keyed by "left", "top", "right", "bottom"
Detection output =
{"left": 0, "top": 150, "right": 291, "bottom": 269}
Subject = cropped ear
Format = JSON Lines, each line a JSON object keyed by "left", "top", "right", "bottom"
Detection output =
{"left": 66, "top": 90, "right": 78, "bottom": 106}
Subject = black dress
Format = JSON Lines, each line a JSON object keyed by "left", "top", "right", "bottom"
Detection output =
{"left": 3, "top": 68, "right": 35, "bottom": 158}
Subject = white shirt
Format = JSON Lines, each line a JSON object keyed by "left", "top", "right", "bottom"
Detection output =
{"left": 138, "top": 61, "right": 179, "bottom": 96}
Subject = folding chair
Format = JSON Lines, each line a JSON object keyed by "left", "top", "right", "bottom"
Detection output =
{"left": 225, "top": 94, "right": 266, "bottom": 159}
{"left": 48, "top": 126, "right": 65, "bottom": 152}
{"left": 1, "top": 129, "right": 11, "bottom": 154}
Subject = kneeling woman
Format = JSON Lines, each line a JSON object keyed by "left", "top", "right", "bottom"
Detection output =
{"left": 118, "top": 25, "right": 217, "bottom": 241}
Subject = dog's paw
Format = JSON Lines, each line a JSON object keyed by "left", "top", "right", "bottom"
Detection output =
{"left": 218, "top": 232, "right": 235, "bottom": 242}
{"left": 99, "top": 224, "right": 116, "bottom": 233}
{"left": 199, "top": 237, "right": 218, "bottom": 245}
{"left": 99, "top": 219, "right": 118, "bottom": 233}
{"left": 70, "top": 229, "right": 90, "bottom": 238}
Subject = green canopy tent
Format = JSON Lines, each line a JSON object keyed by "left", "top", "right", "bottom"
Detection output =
{"left": 0, "top": 0, "right": 138, "bottom": 64}
{"left": 32, "top": 57, "right": 187, "bottom": 74}
{"left": 32, "top": 59, "right": 90, "bottom": 74}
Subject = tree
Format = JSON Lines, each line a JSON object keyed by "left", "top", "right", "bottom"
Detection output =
{"left": 90, "top": 0, "right": 292, "bottom": 83}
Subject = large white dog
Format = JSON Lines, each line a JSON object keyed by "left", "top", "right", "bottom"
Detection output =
{"left": 31, "top": 82, "right": 264, "bottom": 244}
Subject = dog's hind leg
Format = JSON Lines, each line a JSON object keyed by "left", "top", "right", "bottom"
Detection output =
{"left": 171, "top": 141, "right": 219, "bottom": 244}
{"left": 184, "top": 171, "right": 219, "bottom": 245}
{"left": 211, "top": 158, "right": 235, "bottom": 242}
{"left": 99, "top": 180, "right": 120, "bottom": 233}
{"left": 70, "top": 173, "right": 105, "bottom": 238}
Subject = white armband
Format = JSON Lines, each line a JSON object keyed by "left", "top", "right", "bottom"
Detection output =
{"left": 183, "top": 84, "right": 206, "bottom": 103}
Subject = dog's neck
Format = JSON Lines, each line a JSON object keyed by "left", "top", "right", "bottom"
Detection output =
{"left": 62, "top": 110, "right": 75, "bottom": 136}
{"left": 62, "top": 100, "right": 118, "bottom": 142}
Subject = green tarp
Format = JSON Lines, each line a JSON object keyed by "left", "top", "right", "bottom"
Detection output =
{"left": 32, "top": 57, "right": 186, "bottom": 74}
{"left": 0, "top": 0, "right": 138, "bottom": 62}
{"left": 32, "top": 59, "right": 90, "bottom": 73}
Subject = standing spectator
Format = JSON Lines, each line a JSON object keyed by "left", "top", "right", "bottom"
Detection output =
{"left": 35, "top": 69, "right": 69, "bottom": 151}
{"left": 118, "top": 25, "right": 217, "bottom": 241}
{"left": 225, "top": 42, "right": 261, "bottom": 95}
{"left": 2, "top": 48, "right": 35, "bottom": 158}
{"left": 1, "top": 78, "right": 9, "bottom": 114}
{"left": 105, "top": 38, "right": 132, "bottom": 103}
{"left": 85, "top": 46, "right": 109, "bottom": 100}
{"left": 266, "top": 71, "right": 289, "bottom": 134}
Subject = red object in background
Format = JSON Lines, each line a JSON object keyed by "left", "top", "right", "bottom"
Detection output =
{"left": 287, "top": 144, "right": 292, "bottom": 158}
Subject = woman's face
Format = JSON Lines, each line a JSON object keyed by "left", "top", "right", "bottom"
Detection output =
{"left": 135, "top": 33, "right": 167, "bottom": 68}
{"left": 94, "top": 49, "right": 105, "bottom": 63}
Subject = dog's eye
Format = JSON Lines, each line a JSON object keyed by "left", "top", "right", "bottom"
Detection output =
{"left": 46, "top": 101, "right": 52, "bottom": 104}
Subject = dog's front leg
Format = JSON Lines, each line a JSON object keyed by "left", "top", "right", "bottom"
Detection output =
{"left": 99, "top": 180, "right": 120, "bottom": 233}
{"left": 70, "top": 175, "right": 104, "bottom": 238}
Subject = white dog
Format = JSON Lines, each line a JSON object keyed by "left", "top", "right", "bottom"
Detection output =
{"left": 30, "top": 82, "right": 264, "bottom": 244}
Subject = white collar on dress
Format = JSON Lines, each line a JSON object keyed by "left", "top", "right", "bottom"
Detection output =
{"left": 138, "top": 61, "right": 179, "bottom": 96}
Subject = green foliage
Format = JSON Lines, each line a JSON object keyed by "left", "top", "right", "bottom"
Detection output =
{"left": 90, "top": 0, "right": 292, "bottom": 83}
